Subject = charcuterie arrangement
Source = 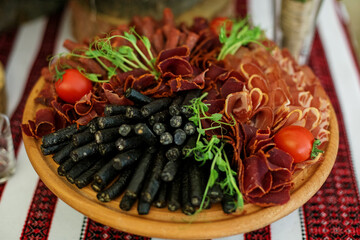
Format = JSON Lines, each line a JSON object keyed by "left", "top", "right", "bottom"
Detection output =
{"left": 22, "top": 9, "right": 330, "bottom": 216}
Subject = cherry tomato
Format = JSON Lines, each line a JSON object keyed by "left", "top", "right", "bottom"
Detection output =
{"left": 273, "top": 125, "right": 314, "bottom": 163}
{"left": 55, "top": 69, "right": 93, "bottom": 104}
{"left": 210, "top": 17, "right": 233, "bottom": 35}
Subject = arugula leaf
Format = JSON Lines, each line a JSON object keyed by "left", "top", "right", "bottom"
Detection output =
{"left": 217, "top": 18, "right": 263, "bottom": 60}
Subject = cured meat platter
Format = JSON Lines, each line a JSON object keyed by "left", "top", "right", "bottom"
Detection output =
{"left": 22, "top": 9, "right": 339, "bottom": 239}
{"left": 22, "top": 77, "right": 338, "bottom": 239}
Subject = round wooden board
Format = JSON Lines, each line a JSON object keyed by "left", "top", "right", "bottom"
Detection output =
{"left": 22, "top": 77, "right": 339, "bottom": 239}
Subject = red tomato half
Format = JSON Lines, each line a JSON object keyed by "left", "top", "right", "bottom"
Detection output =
{"left": 210, "top": 17, "right": 233, "bottom": 35}
{"left": 55, "top": 69, "right": 93, "bottom": 104}
{"left": 273, "top": 125, "right": 314, "bottom": 163}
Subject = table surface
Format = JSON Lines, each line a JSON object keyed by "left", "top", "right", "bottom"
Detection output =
{"left": 0, "top": 0, "right": 359, "bottom": 239}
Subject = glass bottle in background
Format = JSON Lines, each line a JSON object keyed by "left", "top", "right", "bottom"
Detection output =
{"left": 273, "top": 0, "right": 323, "bottom": 65}
{"left": 0, "top": 113, "right": 16, "bottom": 183}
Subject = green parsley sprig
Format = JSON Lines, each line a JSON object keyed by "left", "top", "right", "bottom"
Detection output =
{"left": 217, "top": 18, "right": 263, "bottom": 60}
{"left": 185, "top": 93, "right": 243, "bottom": 213}
{"left": 311, "top": 139, "right": 324, "bottom": 159}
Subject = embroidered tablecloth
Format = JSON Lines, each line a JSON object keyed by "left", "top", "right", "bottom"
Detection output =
{"left": 0, "top": 0, "right": 359, "bottom": 239}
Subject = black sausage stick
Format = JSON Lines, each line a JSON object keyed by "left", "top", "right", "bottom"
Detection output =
{"left": 189, "top": 162, "right": 204, "bottom": 207}
{"left": 104, "top": 105, "right": 127, "bottom": 116}
{"left": 93, "top": 159, "right": 120, "bottom": 187}
{"left": 115, "top": 136, "right": 143, "bottom": 152}
{"left": 180, "top": 89, "right": 202, "bottom": 117}
{"left": 112, "top": 149, "right": 143, "bottom": 170}
{"left": 134, "top": 123, "right": 157, "bottom": 145}
{"left": 222, "top": 194, "right": 237, "bottom": 214}
{"left": 148, "top": 110, "right": 170, "bottom": 126}
{"left": 181, "top": 166, "right": 195, "bottom": 215}
{"left": 97, "top": 115, "right": 128, "bottom": 129}
{"left": 119, "top": 194, "right": 137, "bottom": 211}
{"left": 154, "top": 182, "right": 168, "bottom": 208}
{"left": 124, "top": 147, "right": 157, "bottom": 199}
{"left": 209, "top": 183, "right": 223, "bottom": 203}
{"left": 91, "top": 182, "right": 105, "bottom": 192}
{"left": 137, "top": 198, "right": 152, "bottom": 215}
{"left": 70, "top": 142, "right": 99, "bottom": 162}
{"left": 42, "top": 124, "right": 86, "bottom": 147}
{"left": 95, "top": 127, "right": 120, "bottom": 144}
{"left": 72, "top": 128, "right": 94, "bottom": 147}
{"left": 165, "top": 146, "right": 180, "bottom": 162}
{"left": 66, "top": 155, "right": 99, "bottom": 184}
{"left": 125, "top": 106, "right": 144, "bottom": 121}
{"left": 118, "top": 124, "right": 133, "bottom": 137}
{"left": 159, "top": 132, "right": 173, "bottom": 145}
{"left": 97, "top": 168, "right": 133, "bottom": 202}
{"left": 161, "top": 148, "right": 181, "bottom": 182}
{"left": 161, "top": 160, "right": 180, "bottom": 182}
{"left": 98, "top": 142, "right": 117, "bottom": 156}
{"left": 53, "top": 143, "right": 76, "bottom": 164}
{"left": 88, "top": 118, "right": 98, "bottom": 134}
{"left": 58, "top": 158, "right": 77, "bottom": 176}
{"left": 41, "top": 142, "right": 67, "bottom": 156}
{"left": 141, "top": 98, "right": 172, "bottom": 118}
{"left": 169, "top": 115, "right": 182, "bottom": 128}
{"left": 174, "top": 129, "right": 187, "bottom": 146}
{"left": 183, "top": 122, "right": 196, "bottom": 136}
{"left": 152, "top": 122, "right": 167, "bottom": 136}
{"left": 75, "top": 158, "right": 108, "bottom": 188}
{"left": 125, "top": 88, "right": 153, "bottom": 105}
{"left": 169, "top": 94, "right": 185, "bottom": 116}
{"left": 167, "top": 172, "right": 182, "bottom": 212}
{"left": 141, "top": 149, "right": 166, "bottom": 203}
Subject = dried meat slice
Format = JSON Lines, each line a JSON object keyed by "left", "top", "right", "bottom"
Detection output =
{"left": 157, "top": 46, "right": 190, "bottom": 63}
{"left": 76, "top": 109, "right": 98, "bottom": 126}
{"left": 251, "top": 106, "right": 274, "bottom": 130}
{"left": 22, "top": 108, "right": 56, "bottom": 138}
{"left": 220, "top": 76, "right": 245, "bottom": 99}
{"left": 51, "top": 99, "right": 74, "bottom": 123}
{"left": 224, "top": 91, "right": 252, "bottom": 123}
{"left": 168, "top": 70, "right": 206, "bottom": 92}
{"left": 242, "top": 152, "right": 272, "bottom": 198}
{"left": 74, "top": 93, "right": 93, "bottom": 116}
{"left": 158, "top": 56, "right": 193, "bottom": 77}
{"left": 246, "top": 184, "right": 292, "bottom": 206}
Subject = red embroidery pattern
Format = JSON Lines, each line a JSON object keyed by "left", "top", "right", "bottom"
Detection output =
{"left": 84, "top": 219, "right": 150, "bottom": 240}
{"left": 20, "top": 180, "right": 58, "bottom": 240}
{"left": 244, "top": 225, "right": 271, "bottom": 240}
{"left": 302, "top": 31, "right": 360, "bottom": 239}
{"left": 18, "top": 9, "right": 64, "bottom": 240}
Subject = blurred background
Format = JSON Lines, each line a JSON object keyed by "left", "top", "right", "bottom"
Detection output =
{"left": 0, "top": 0, "right": 235, "bottom": 41}
{"left": 0, "top": 0, "right": 359, "bottom": 113}
{"left": 0, "top": 0, "right": 358, "bottom": 60}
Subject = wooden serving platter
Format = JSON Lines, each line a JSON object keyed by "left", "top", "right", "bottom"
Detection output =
{"left": 22, "top": 77, "right": 339, "bottom": 239}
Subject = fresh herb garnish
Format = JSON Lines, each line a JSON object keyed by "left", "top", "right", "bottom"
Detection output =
{"left": 54, "top": 65, "right": 65, "bottom": 81}
{"left": 185, "top": 93, "right": 243, "bottom": 213}
{"left": 217, "top": 18, "right": 263, "bottom": 60}
{"left": 51, "top": 28, "right": 159, "bottom": 82}
{"left": 311, "top": 139, "right": 324, "bottom": 159}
